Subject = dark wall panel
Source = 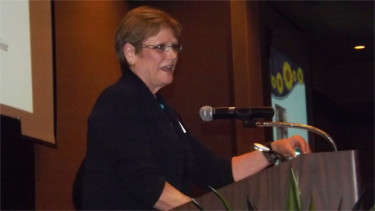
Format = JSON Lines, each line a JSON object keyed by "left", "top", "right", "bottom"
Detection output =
{"left": 1, "top": 115, "right": 35, "bottom": 210}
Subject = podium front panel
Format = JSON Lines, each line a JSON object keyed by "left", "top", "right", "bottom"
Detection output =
{"left": 176, "top": 150, "right": 360, "bottom": 210}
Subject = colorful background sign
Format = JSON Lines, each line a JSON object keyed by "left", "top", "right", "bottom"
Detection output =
{"left": 269, "top": 48, "right": 308, "bottom": 142}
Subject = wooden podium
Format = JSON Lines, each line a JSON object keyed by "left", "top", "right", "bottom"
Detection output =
{"left": 176, "top": 150, "right": 361, "bottom": 210}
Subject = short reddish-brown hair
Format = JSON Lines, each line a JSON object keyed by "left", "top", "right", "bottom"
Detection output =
{"left": 114, "top": 6, "right": 182, "bottom": 71}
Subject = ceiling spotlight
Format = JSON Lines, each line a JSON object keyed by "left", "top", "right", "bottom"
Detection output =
{"left": 354, "top": 45, "right": 365, "bottom": 50}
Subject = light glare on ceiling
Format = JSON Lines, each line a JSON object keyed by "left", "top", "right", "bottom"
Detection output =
{"left": 354, "top": 45, "right": 365, "bottom": 50}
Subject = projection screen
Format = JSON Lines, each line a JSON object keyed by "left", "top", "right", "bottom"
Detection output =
{"left": 0, "top": 0, "right": 55, "bottom": 145}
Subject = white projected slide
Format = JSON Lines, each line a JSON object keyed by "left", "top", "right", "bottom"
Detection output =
{"left": 0, "top": 0, "right": 56, "bottom": 145}
{"left": 1, "top": 0, "right": 33, "bottom": 112}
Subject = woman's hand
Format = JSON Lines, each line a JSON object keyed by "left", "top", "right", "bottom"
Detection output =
{"left": 271, "top": 135, "right": 311, "bottom": 158}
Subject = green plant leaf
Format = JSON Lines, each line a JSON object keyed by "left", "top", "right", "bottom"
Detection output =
{"left": 246, "top": 195, "right": 256, "bottom": 210}
{"left": 191, "top": 198, "right": 204, "bottom": 211}
{"left": 337, "top": 197, "right": 343, "bottom": 210}
{"left": 207, "top": 186, "right": 232, "bottom": 211}
{"left": 308, "top": 195, "right": 315, "bottom": 211}
{"left": 286, "top": 169, "right": 301, "bottom": 210}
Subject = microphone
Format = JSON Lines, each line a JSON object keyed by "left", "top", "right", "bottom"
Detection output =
{"left": 199, "top": 105, "right": 274, "bottom": 122}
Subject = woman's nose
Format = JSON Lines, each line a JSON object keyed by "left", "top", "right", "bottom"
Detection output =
{"left": 165, "top": 48, "right": 178, "bottom": 59}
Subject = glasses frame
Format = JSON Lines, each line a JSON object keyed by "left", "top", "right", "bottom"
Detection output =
{"left": 140, "top": 43, "right": 183, "bottom": 53}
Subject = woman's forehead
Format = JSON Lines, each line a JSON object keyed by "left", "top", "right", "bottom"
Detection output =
{"left": 143, "top": 28, "right": 178, "bottom": 43}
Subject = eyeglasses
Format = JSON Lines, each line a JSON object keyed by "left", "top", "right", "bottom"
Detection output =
{"left": 141, "top": 43, "right": 183, "bottom": 53}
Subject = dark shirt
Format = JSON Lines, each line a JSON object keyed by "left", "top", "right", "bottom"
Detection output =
{"left": 82, "top": 70, "right": 233, "bottom": 210}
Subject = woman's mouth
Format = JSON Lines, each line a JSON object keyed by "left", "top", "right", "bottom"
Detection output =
{"left": 160, "top": 65, "right": 174, "bottom": 72}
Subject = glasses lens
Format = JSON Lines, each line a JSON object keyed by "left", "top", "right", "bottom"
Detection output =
{"left": 156, "top": 44, "right": 167, "bottom": 51}
{"left": 141, "top": 44, "right": 182, "bottom": 53}
{"left": 172, "top": 44, "right": 182, "bottom": 52}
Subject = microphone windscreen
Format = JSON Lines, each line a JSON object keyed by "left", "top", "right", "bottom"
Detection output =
{"left": 199, "top": 106, "right": 213, "bottom": 121}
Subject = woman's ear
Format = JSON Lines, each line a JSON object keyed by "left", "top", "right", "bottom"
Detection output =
{"left": 123, "top": 43, "right": 136, "bottom": 66}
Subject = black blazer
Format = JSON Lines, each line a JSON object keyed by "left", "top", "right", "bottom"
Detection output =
{"left": 81, "top": 70, "right": 233, "bottom": 210}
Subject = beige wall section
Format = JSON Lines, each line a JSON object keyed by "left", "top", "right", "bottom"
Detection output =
{"left": 34, "top": 1, "right": 127, "bottom": 209}
{"left": 155, "top": 1, "right": 235, "bottom": 159}
{"left": 230, "top": 1, "right": 266, "bottom": 155}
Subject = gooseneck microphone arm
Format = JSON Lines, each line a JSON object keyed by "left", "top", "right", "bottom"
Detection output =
{"left": 200, "top": 105, "right": 338, "bottom": 152}
{"left": 243, "top": 120, "right": 338, "bottom": 151}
